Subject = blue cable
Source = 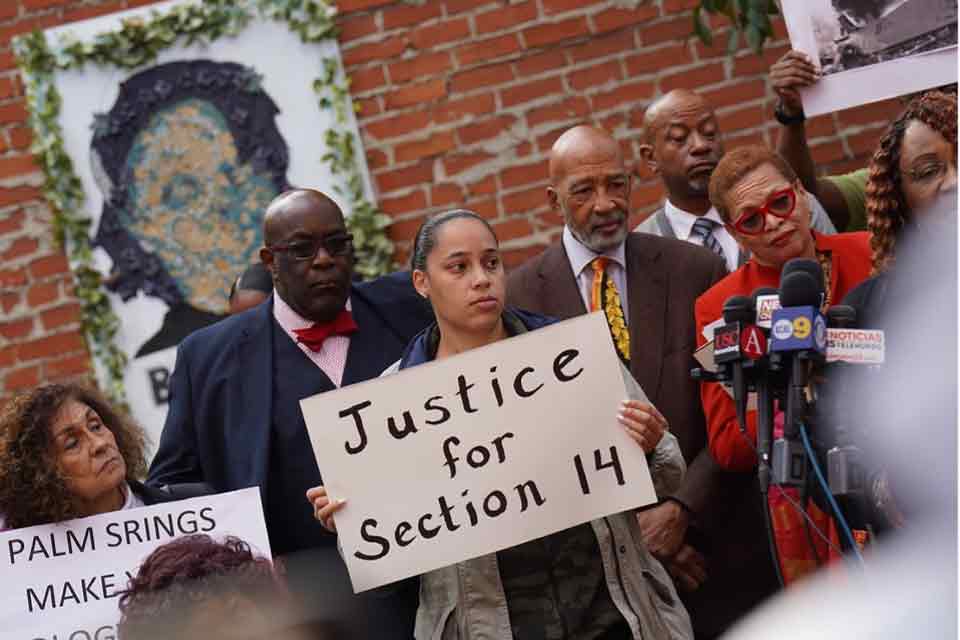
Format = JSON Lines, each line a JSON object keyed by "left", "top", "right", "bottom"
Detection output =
{"left": 799, "top": 422, "right": 866, "bottom": 568}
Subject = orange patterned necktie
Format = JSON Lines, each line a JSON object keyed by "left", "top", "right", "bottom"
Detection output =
{"left": 590, "top": 257, "right": 630, "bottom": 364}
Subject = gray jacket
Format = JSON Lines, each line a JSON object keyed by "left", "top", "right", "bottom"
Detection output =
{"left": 389, "top": 362, "right": 693, "bottom": 640}
{"left": 634, "top": 194, "right": 837, "bottom": 268}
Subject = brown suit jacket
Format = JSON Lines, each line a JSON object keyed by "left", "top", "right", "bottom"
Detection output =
{"left": 506, "top": 232, "right": 778, "bottom": 638}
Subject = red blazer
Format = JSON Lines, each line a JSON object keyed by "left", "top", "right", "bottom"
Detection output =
{"left": 695, "top": 231, "right": 872, "bottom": 471}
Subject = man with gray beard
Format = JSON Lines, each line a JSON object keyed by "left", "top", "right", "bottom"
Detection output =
{"left": 508, "top": 125, "right": 761, "bottom": 637}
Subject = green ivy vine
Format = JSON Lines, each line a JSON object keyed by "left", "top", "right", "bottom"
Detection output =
{"left": 13, "top": 0, "right": 393, "bottom": 404}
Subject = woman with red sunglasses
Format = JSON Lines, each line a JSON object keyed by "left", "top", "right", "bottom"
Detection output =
{"left": 692, "top": 145, "right": 873, "bottom": 586}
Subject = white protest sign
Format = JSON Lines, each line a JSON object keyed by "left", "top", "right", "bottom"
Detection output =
{"left": 0, "top": 487, "right": 270, "bottom": 640}
{"left": 301, "top": 312, "right": 657, "bottom": 592}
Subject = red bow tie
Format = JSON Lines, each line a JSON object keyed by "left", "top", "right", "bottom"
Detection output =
{"left": 292, "top": 310, "right": 358, "bottom": 352}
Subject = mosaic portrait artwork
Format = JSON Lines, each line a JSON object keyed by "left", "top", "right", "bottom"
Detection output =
{"left": 91, "top": 60, "right": 290, "bottom": 357}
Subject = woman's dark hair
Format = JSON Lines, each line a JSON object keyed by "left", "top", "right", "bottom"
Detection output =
{"left": 410, "top": 209, "right": 497, "bottom": 271}
{"left": 92, "top": 59, "right": 290, "bottom": 306}
{"left": 867, "top": 90, "right": 957, "bottom": 274}
{"left": 0, "top": 383, "right": 147, "bottom": 529}
{"left": 117, "top": 535, "right": 285, "bottom": 640}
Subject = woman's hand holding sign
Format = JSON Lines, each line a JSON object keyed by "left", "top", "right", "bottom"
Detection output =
{"left": 307, "top": 486, "right": 345, "bottom": 533}
{"left": 617, "top": 400, "right": 667, "bottom": 454}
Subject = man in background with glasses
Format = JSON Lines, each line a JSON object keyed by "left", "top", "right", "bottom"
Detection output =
{"left": 148, "top": 188, "right": 432, "bottom": 639}
{"left": 694, "top": 146, "right": 871, "bottom": 586}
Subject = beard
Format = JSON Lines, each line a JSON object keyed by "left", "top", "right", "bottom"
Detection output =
{"left": 565, "top": 206, "right": 629, "bottom": 253}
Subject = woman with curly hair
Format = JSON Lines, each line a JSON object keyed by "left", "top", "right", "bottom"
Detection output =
{"left": 117, "top": 534, "right": 316, "bottom": 640}
{"left": 865, "top": 90, "right": 957, "bottom": 276}
{"left": 0, "top": 383, "right": 207, "bottom": 530}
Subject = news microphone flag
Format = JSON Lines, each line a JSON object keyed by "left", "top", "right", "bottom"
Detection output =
{"left": 770, "top": 306, "right": 826, "bottom": 355}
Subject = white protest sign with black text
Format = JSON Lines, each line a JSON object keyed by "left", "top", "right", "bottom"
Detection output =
{"left": 301, "top": 312, "right": 658, "bottom": 592}
{"left": 0, "top": 487, "right": 270, "bottom": 640}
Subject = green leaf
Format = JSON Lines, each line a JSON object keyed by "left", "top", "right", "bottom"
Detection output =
{"left": 692, "top": 6, "right": 713, "bottom": 46}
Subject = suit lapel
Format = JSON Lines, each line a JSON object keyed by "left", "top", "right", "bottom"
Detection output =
{"left": 535, "top": 244, "right": 587, "bottom": 320}
{"left": 235, "top": 299, "right": 275, "bottom": 495}
{"left": 625, "top": 235, "right": 667, "bottom": 403}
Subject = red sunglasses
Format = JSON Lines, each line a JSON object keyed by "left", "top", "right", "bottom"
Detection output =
{"left": 732, "top": 187, "right": 797, "bottom": 236}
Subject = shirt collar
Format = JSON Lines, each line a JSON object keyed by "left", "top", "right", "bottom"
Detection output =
{"left": 273, "top": 290, "right": 351, "bottom": 332}
{"left": 561, "top": 226, "right": 627, "bottom": 278}
{"left": 663, "top": 199, "right": 726, "bottom": 241}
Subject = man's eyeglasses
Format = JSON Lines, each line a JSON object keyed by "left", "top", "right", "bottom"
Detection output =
{"left": 732, "top": 187, "right": 797, "bottom": 236}
{"left": 268, "top": 233, "right": 353, "bottom": 261}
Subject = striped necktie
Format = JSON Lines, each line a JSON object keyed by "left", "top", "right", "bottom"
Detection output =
{"left": 691, "top": 217, "right": 726, "bottom": 262}
{"left": 590, "top": 257, "right": 630, "bottom": 364}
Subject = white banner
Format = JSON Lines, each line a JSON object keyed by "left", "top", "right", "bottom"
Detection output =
{"left": 0, "top": 488, "right": 270, "bottom": 640}
{"left": 301, "top": 312, "right": 658, "bottom": 592}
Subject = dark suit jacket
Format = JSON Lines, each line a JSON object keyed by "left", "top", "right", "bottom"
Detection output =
{"left": 506, "top": 232, "right": 776, "bottom": 638}
{"left": 147, "top": 270, "right": 433, "bottom": 640}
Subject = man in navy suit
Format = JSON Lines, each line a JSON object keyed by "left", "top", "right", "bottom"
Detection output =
{"left": 148, "top": 189, "right": 433, "bottom": 639}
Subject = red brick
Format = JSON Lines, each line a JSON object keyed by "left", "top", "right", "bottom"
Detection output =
{"left": 26, "top": 280, "right": 59, "bottom": 307}
{"left": 379, "top": 189, "right": 428, "bottom": 216}
{"left": 41, "top": 302, "right": 81, "bottom": 330}
{"left": 836, "top": 99, "right": 901, "bottom": 129}
{"left": 409, "top": 18, "right": 471, "bottom": 50}
{"left": 569, "top": 30, "right": 636, "bottom": 64}
{"left": 431, "top": 183, "right": 464, "bottom": 207}
{"left": 1, "top": 235, "right": 38, "bottom": 261}
{"left": 536, "top": 125, "right": 571, "bottom": 152}
{"left": 395, "top": 131, "right": 457, "bottom": 163}
{"left": 366, "top": 148, "right": 388, "bottom": 170}
{"left": 375, "top": 160, "right": 434, "bottom": 193}
{"left": 456, "top": 34, "right": 521, "bottom": 67}
{"left": 433, "top": 93, "right": 496, "bottom": 123}
{"left": 534, "top": 208, "right": 564, "bottom": 229}
{"left": 387, "top": 213, "right": 429, "bottom": 242}
{"left": 847, "top": 129, "right": 884, "bottom": 156}
{"left": 0, "top": 345, "right": 15, "bottom": 369}
{"left": 500, "top": 76, "right": 563, "bottom": 108}
{"left": 475, "top": 2, "right": 538, "bottom": 34}
{"left": 337, "top": 0, "right": 393, "bottom": 11}
{"left": 727, "top": 131, "right": 767, "bottom": 149}
{"left": 625, "top": 42, "right": 692, "bottom": 76}
{"left": 592, "top": 5, "right": 659, "bottom": 34}
{"left": 701, "top": 79, "right": 765, "bottom": 109}
{"left": 468, "top": 175, "right": 497, "bottom": 197}
{"left": 388, "top": 52, "right": 452, "bottom": 84}
{"left": 500, "top": 160, "right": 548, "bottom": 189}
{"left": 503, "top": 244, "right": 547, "bottom": 269}
{"left": 0, "top": 292, "right": 18, "bottom": 313}
{"left": 450, "top": 63, "right": 514, "bottom": 93}
{"left": 62, "top": 0, "right": 124, "bottom": 25}
{"left": 0, "top": 14, "right": 59, "bottom": 44}
{"left": 718, "top": 104, "right": 766, "bottom": 133}
{"left": 0, "top": 209, "right": 24, "bottom": 236}
{"left": 8, "top": 126, "right": 32, "bottom": 150}
{"left": 527, "top": 96, "right": 590, "bottom": 129}
{"left": 523, "top": 17, "right": 589, "bottom": 49}
{"left": 356, "top": 96, "right": 382, "bottom": 116}
{"left": 458, "top": 115, "right": 516, "bottom": 146}
{"left": 0, "top": 153, "right": 39, "bottom": 177}
{"left": 349, "top": 66, "right": 386, "bottom": 94}
{"left": 732, "top": 44, "right": 791, "bottom": 77}
{"left": 804, "top": 114, "right": 836, "bottom": 139}
{"left": 45, "top": 353, "right": 93, "bottom": 379}
{"left": 662, "top": 0, "right": 699, "bottom": 13}
{"left": 342, "top": 36, "right": 406, "bottom": 67}
{"left": 660, "top": 61, "right": 726, "bottom": 93}
{"left": 338, "top": 14, "right": 379, "bottom": 42}
{"left": 464, "top": 197, "right": 499, "bottom": 220}
{"left": 366, "top": 110, "right": 433, "bottom": 141}
{"left": 0, "top": 267, "right": 27, "bottom": 287}
{"left": 4, "top": 365, "right": 41, "bottom": 392}
{"left": 444, "top": 0, "right": 498, "bottom": 14}
{"left": 28, "top": 253, "right": 69, "bottom": 279}
{"left": 383, "top": 3, "right": 443, "bottom": 30}
{"left": 0, "top": 185, "right": 41, "bottom": 208}
{"left": 492, "top": 216, "right": 534, "bottom": 241}
{"left": 0, "top": 2, "right": 17, "bottom": 20}
{"left": 384, "top": 79, "right": 446, "bottom": 110}
{"left": 502, "top": 185, "right": 547, "bottom": 214}
{"left": 0, "top": 50, "right": 16, "bottom": 71}
{"left": 591, "top": 80, "right": 655, "bottom": 113}
{"left": 0, "top": 76, "right": 17, "bottom": 100}
{"left": 18, "top": 331, "right": 86, "bottom": 362}
{"left": 444, "top": 151, "right": 496, "bottom": 176}
{"left": 516, "top": 50, "right": 567, "bottom": 77}
{"left": 568, "top": 60, "right": 622, "bottom": 92}
{"left": 0, "top": 317, "right": 32, "bottom": 340}
{"left": 639, "top": 16, "right": 693, "bottom": 46}
{"left": 0, "top": 101, "right": 28, "bottom": 125}
{"left": 542, "top": 0, "right": 587, "bottom": 14}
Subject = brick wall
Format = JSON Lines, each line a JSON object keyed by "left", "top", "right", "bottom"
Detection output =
{"left": 0, "top": 0, "right": 901, "bottom": 399}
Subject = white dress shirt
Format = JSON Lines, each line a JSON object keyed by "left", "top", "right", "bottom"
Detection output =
{"left": 561, "top": 226, "right": 630, "bottom": 322}
{"left": 273, "top": 292, "right": 351, "bottom": 387}
{"left": 663, "top": 200, "right": 740, "bottom": 273}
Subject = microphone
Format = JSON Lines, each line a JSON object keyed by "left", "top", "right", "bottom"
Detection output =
{"left": 752, "top": 286, "right": 780, "bottom": 330}
{"left": 716, "top": 295, "right": 753, "bottom": 435}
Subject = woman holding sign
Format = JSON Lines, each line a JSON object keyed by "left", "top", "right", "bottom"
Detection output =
{"left": 308, "top": 210, "right": 692, "bottom": 640}
{"left": 0, "top": 383, "right": 207, "bottom": 530}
